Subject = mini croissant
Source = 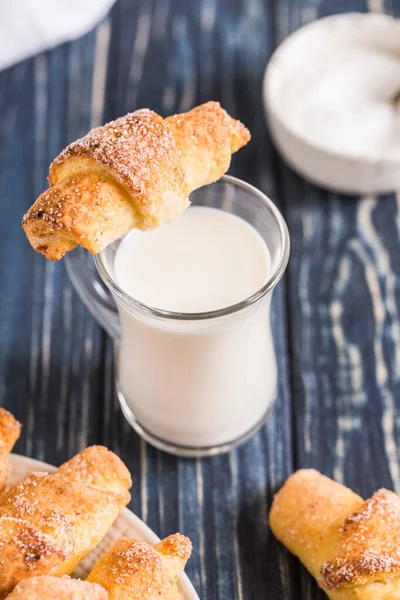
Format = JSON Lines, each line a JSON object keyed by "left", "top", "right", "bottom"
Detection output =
{"left": 270, "top": 469, "right": 400, "bottom": 599}
{"left": 0, "top": 408, "right": 21, "bottom": 490}
{"left": 6, "top": 576, "right": 108, "bottom": 600}
{"left": 87, "top": 533, "right": 192, "bottom": 600}
{"left": 0, "top": 446, "right": 131, "bottom": 598}
{"left": 23, "top": 101, "right": 250, "bottom": 260}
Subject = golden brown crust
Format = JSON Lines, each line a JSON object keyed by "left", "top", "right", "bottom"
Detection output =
{"left": 0, "top": 409, "right": 21, "bottom": 491}
{"left": 87, "top": 533, "right": 192, "bottom": 600}
{"left": 165, "top": 101, "right": 250, "bottom": 191}
{"left": 269, "top": 469, "right": 364, "bottom": 581}
{"left": 0, "top": 446, "right": 131, "bottom": 597}
{"left": 6, "top": 576, "right": 108, "bottom": 600}
{"left": 22, "top": 102, "right": 250, "bottom": 260}
{"left": 0, "top": 450, "right": 8, "bottom": 496}
{"left": 50, "top": 110, "right": 186, "bottom": 203}
{"left": 0, "top": 514, "right": 73, "bottom": 597}
{"left": 56, "top": 445, "right": 132, "bottom": 495}
{"left": 0, "top": 409, "right": 21, "bottom": 454}
{"left": 270, "top": 470, "right": 400, "bottom": 599}
{"left": 22, "top": 172, "right": 134, "bottom": 258}
{"left": 321, "top": 489, "right": 400, "bottom": 590}
{"left": 154, "top": 533, "right": 193, "bottom": 581}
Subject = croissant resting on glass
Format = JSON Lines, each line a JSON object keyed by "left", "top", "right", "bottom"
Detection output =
{"left": 23, "top": 101, "right": 250, "bottom": 260}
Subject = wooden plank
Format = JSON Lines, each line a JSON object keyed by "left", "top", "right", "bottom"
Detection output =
{"left": 0, "top": 32, "right": 105, "bottom": 463}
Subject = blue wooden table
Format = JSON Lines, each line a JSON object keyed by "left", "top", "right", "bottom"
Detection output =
{"left": 1, "top": 0, "right": 400, "bottom": 598}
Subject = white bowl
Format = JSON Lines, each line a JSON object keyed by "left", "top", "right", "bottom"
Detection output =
{"left": 263, "top": 13, "right": 400, "bottom": 195}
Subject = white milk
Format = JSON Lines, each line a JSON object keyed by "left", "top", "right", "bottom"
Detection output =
{"left": 114, "top": 206, "right": 276, "bottom": 448}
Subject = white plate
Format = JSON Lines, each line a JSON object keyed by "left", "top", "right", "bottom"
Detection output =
{"left": 263, "top": 13, "right": 400, "bottom": 195}
{"left": 7, "top": 454, "right": 199, "bottom": 600}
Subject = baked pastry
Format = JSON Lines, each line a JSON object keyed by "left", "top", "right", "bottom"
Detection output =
{"left": 87, "top": 533, "right": 192, "bottom": 599}
{"left": 269, "top": 469, "right": 400, "bottom": 599}
{"left": 0, "top": 408, "right": 21, "bottom": 490}
{"left": 22, "top": 101, "right": 250, "bottom": 260}
{"left": 0, "top": 445, "right": 131, "bottom": 598}
{"left": 6, "top": 576, "right": 108, "bottom": 600}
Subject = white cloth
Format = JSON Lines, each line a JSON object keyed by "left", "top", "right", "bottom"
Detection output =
{"left": 0, "top": 0, "right": 116, "bottom": 70}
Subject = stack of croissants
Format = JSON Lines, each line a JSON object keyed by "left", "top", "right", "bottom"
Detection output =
{"left": 0, "top": 408, "right": 192, "bottom": 600}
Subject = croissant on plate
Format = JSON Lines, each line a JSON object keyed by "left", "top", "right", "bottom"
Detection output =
{"left": 269, "top": 469, "right": 400, "bottom": 599}
{"left": 22, "top": 101, "right": 250, "bottom": 260}
{"left": 6, "top": 576, "right": 108, "bottom": 600}
{"left": 87, "top": 533, "right": 192, "bottom": 600}
{"left": 0, "top": 408, "right": 21, "bottom": 490}
{"left": 0, "top": 445, "right": 131, "bottom": 598}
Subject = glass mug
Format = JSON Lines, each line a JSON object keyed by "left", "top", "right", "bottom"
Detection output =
{"left": 65, "top": 175, "right": 290, "bottom": 457}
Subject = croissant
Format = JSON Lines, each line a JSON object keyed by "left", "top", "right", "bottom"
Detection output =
{"left": 87, "top": 533, "right": 192, "bottom": 600}
{"left": 0, "top": 408, "right": 21, "bottom": 490}
{"left": 22, "top": 101, "right": 250, "bottom": 260}
{"left": 0, "top": 445, "right": 131, "bottom": 598}
{"left": 269, "top": 469, "right": 400, "bottom": 599}
{"left": 6, "top": 576, "right": 108, "bottom": 600}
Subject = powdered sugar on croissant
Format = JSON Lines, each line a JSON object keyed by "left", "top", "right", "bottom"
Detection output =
{"left": 270, "top": 469, "right": 400, "bottom": 600}
{"left": 0, "top": 446, "right": 131, "bottom": 598}
{"left": 22, "top": 102, "right": 250, "bottom": 260}
{"left": 87, "top": 533, "right": 192, "bottom": 600}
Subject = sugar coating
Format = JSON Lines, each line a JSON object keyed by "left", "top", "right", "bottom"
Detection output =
{"left": 321, "top": 489, "right": 400, "bottom": 589}
{"left": 51, "top": 109, "right": 186, "bottom": 203}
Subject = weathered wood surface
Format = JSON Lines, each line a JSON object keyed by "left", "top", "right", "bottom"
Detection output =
{"left": 0, "top": 0, "right": 398, "bottom": 598}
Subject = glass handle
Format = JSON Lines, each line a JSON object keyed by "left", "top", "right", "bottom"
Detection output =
{"left": 64, "top": 249, "right": 121, "bottom": 341}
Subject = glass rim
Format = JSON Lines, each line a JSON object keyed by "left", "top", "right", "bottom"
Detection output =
{"left": 94, "top": 175, "right": 290, "bottom": 321}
